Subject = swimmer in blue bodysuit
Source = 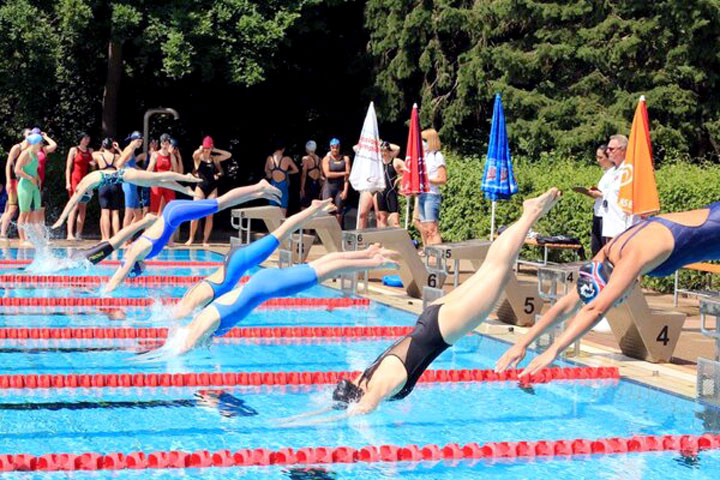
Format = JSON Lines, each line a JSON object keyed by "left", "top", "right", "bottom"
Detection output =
{"left": 135, "top": 244, "right": 400, "bottom": 361}
{"left": 102, "top": 180, "right": 281, "bottom": 293}
{"left": 170, "top": 198, "right": 336, "bottom": 320}
{"left": 71, "top": 213, "right": 157, "bottom": 265}
{"left": 497, "top": 201, "right": 720, "bottom": 377}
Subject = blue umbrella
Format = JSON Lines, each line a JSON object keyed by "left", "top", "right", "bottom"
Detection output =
{"left": 482, "top": 93, "right": 518, "bottom": 238}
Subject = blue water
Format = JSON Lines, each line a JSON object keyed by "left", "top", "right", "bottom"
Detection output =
{"left": 0, "top": 248, "right": 716, "bottom": 479}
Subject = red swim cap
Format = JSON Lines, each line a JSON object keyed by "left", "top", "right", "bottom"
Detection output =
{"left": 202, "top": 136, "right": 214, "bottom": 149}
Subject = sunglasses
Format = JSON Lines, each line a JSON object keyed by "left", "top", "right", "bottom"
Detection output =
{"left": 607, "top": 146, "right": 624, "bottom": 152}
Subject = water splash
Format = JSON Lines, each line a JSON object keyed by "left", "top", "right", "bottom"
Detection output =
{"left": 19, "top": 223, "right": 86, "bottom": 273}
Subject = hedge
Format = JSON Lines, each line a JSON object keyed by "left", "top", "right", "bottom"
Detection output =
{"left": 412, "top": 152, "right": 720, "bottom": 293}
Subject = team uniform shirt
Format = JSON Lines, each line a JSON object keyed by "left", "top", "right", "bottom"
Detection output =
{"left": 593, "top": 167, "right": 617, "bottom": 217}
{"left": 601, "top": 162, "right": 638, "bottom": 238}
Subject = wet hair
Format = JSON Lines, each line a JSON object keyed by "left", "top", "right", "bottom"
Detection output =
{"left": 101, "top": 137, "right": 113, "bottom": 150}
{"left": 331, "top": 379, "right": 364, "bottom": 409}
{"left": 78, "top": 132, "right": 90, "bottom": 143}
{"left": 272, "top": 139, "right": 286, "bottom": 152}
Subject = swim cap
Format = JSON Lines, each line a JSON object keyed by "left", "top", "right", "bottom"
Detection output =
{"left": 577, "top": 260, "right": 614, "bottom": 304}
{"left": 26, "top": 134, "right": 43, "bottom": 145}
{"left": 160, "top": 133, "right": 171, "bottom": 143}
{"left": 202, "top": 136, "right": 214, "bottom": 149}
{"left": 331, "top": 379, "right": 364, "bottom": 409}
{"left": 329, "top": 138, "right": 340, "bottom": 147}
{"left": 127, "top": 261, "right": 146, "bottom": 278}
{"left": 305, "top": 140, "right": 317, "bottom": 152}
{"left": 125, "top": 131, "right": 142, "bottom": 142}
{"left": 30, "top": 127, "right": 41, "bottom": 135}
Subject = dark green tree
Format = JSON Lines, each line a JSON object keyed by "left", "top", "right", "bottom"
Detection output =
{"left": 365, "top": 0, "right": 720, "bottom": 159}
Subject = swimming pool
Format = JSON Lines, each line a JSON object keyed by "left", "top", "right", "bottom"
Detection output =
{"left": 0, "top": 248, "right": 717, "bottom": 478}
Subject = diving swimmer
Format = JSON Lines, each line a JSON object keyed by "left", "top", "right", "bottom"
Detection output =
{"left": 288, "top": 188, "right": 562, "bottom": 420}
{"left": 171, "top": 198, "right": 336, "bottom": 320}
{"left": 496, "top": 201, "right": 720, "bottom": 377}
{"left": 102, "top": 180, "right": 281, "bottom": 293}
{"left": 51, "top": 138, "right": 201, "bottom": 230}
{"left": 70, "top": 213, "right": 157, "bottom": 265}
{"left": 135, "top": 244, "right": 399, "bottom": 361}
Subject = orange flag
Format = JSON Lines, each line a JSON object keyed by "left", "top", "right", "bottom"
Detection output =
{"left": 618, "top": 96, "right": 660, "bottom": 216}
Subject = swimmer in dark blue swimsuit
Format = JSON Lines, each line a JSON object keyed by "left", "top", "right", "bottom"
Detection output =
{"left": 103, "top": 180, "right": 281, "bottom": 293}
{"left": 135, "top": 243, "right": 401, "bottom": 362}
{"left": 498, "top": 201, "right": 720, "bottom": 377}
{"left": 170, "top": 198, "right": 336, "bottom": 319}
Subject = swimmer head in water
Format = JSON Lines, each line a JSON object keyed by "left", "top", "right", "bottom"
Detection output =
{"left": 331, "top": 379, "right": 364, "bottom": 409}
{"left": 576, "top": 260, "right": 632, "bottom": 305}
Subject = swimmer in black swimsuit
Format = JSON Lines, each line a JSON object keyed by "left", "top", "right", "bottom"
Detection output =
{"left": 186, "top": 136, "right": 232, "bottom": 246}
{"left": 283, "top": 189, "right": 561, "bottom": 422}
{"left": 300, "top": 141, "right": 324, "bottom": 209}
{"left": 497, "top": 200, "right": 720, "bottom": 378}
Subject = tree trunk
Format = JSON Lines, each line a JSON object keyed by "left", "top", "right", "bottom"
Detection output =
{"left": 102, "top": 39, "right": 123, "bottom": 138}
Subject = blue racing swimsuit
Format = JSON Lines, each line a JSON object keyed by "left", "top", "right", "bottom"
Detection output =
{"left": 141, "top": 199, "right": 220, "bottom": 259}
{"left": 212, "top": 264, "right": 318, "bottom": 336}
{"left": 204, "top": 234, "right": 280, "bottom": 300}
{"left": 607, "top": 201, "right": 720, "bottom": 277}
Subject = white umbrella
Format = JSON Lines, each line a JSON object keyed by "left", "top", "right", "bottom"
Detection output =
{"left": 350, "top": 102, "right": 385, "bottom": 228}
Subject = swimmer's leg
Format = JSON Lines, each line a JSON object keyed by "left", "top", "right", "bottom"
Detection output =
{"left": 52, "top": 173, "right": 100, "bottom": 229}
{"left": 162, "top": 199, "right": 220, "bottom": 229}
{"left": 215, "top": 180, "right": 282, "bottom": 210}
{"left": 437, "top": 188, "right": 561, "bottom": 344}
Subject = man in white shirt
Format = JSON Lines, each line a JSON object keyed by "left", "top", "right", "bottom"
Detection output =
{"left": 601, "top": 134, "right": 637, "bottom": 241}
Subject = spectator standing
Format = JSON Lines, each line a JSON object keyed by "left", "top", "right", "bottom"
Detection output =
{"left": 31, "top": 129, "right": 57, "bottom": 226}
{"left": 417, "top": 128, "right": 446, "bottom": 247}
{"left": 93, "top": 138, "right": 124, "bottom": 241}
{"left": 64, "top": 132, "right": 94, "bottom": 240}
{"left": 300, "top": 140, "right": 323, "bottom": 209}
{"left": 264, "top": 141, "right": 299, "bottom": 216}
{"left": 322, "top": 138, "right": 350, "bottom": 226}
{"left": 0, "top": 129, "right": 29, "bottom": 240}
{"left": 602, "top": 134, "right": 637, "bottom": 242}
{"left": 375, "top": 141, "right": 404, "bottom": 228}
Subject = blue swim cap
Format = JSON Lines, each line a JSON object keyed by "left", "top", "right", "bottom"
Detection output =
{"left": 26, "top": 134, "right": 43, "bottom": 145}
{"left": 127, "top": 261, "right": 146, "bottom": 278}
{"left": 30, "top": 127, "right": 41, "bottom": 135}
{"left": 577, "top": 260, "right": 613, "bottom": 304}
{"left": 330, "top": 138, "right": 340, "bottom": 147}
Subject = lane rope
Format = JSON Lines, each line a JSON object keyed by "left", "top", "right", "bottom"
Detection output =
{"left": 0, "top": 259, "right": 222, "bottom": 267}
{"left": 0, "top": 326, "right": 413, "bottom": 340}
{"left": 0, "top": 275, "right": 245, "bottom": 287}
{"left": 0, "top": 366, "right": 619, "bottom": 389}
{"left": 2, "top": 433, "right": 717, "bottom": 471}
{"left": 0, "top": 297, "right": 370, "bottom": 310}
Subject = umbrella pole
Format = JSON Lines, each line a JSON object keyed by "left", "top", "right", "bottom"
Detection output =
{"left": 404, "top": 196, "right": 411, "bottom": 229}
{"left": 490, "top": 201, "right": 496, "bottom": 240}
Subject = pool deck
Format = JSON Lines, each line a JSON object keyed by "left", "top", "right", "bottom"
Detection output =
{"left": 13, "top": 237, "right": 710, "bottom": 399}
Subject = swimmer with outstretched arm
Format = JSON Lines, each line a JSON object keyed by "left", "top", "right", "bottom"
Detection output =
{"left": 171, "top": 198, "right": 336, "bottom": 320}
{"left": 102, "top": 180, "right": 282, "bottom": 293}
{"left": 51, "top": 138, "right": 201, "bottom": 230}
{"left": 70, "top": 214, "right": 157, "bottom": 265}
{"left": 279, "top": 188, "right": 561, "bottom": 423}
{"left": 496, "top": 201, "right": 720, "bottom": 377}
{"left": 135, "top": 244, "right": 399, "bottom": 362}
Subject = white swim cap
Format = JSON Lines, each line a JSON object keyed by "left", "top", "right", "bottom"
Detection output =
{"left": 305, "top": 140, "right": 317, "bottom": 152}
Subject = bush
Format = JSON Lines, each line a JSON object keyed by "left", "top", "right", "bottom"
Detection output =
{"left": 428, "top": 151, "right": 720, "bottom": 293}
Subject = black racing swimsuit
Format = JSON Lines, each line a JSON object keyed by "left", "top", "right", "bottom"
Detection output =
{"left": 301, "top": 157, "right": 323, "bottom": 207}
{"left": 376, "top": 160, "right": 399, "bottom": 214}
{"left": 358, "top": 303, "right": 450, "bottom": 400}
{"left": 196, "top": 159, "right": 219, "bottom": 197}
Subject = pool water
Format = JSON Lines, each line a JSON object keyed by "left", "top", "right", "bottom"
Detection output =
{"left": 0, "top": 248, "right": 717, "bottom": 479}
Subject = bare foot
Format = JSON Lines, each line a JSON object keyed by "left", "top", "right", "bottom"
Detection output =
{"left": 310, "top": 198, "right": 336, "bottom": 215}
{"left": 66, "top": 235, "right": 76, "bottom": 241}
{"left": 202, "top": 242, "right": 210, "bottom": 248}
{"left": 183, "top": 174, "right": 202, "bottom": 183}
{"left": 372, "top": 253, "right": 399, "bottom": 270}
{"left": 522, "top": 188, "right": 562, "bottom": 219}
{"left": 184, "top": 239, "right": 194, "bottom": 246}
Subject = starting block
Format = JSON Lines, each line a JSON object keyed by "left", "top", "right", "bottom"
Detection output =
{"left": 533, "top": 263, "right": 582, "bottom": 356}
{"left": 698, "top": 298, "right": 720, "bottom": 406}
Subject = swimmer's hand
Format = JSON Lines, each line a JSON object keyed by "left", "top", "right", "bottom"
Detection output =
{"left": 519, "top": 347, "right": 558, "bottom": 378}
{"left": 495, "top": 344, "right": 527, "bottom": 373}
{"left": 131, "top": 327, "right": 192, "bottom": 363}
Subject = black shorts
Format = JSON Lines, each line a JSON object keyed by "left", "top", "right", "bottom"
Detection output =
{"left": 98, "top": 184, "right": 123, "bottom": 210}
{"left": 376, "top": 188, "right": 399, "bottom": 214}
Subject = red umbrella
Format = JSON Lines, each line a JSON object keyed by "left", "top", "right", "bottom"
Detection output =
{"left": 400, "top": 103, "right": 429, "bottom": 227}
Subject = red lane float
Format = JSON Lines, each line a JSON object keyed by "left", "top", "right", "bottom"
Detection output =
{"left": 0, "top": 297, "right": 369, "bottom": 310}
{"left": 0, "top": 275, "right": 237, "bottom": 287}
{"left": 0, "top": 366, "right": 619, "bottom": 390}
{"left": 2, "top": 433, "right": 718, "bottom": 471}
{"left": 0, "top": 259, "right": 222, "bottom": 267}
{"left": 0, "top": 326, "right": 414, "bottom": 340}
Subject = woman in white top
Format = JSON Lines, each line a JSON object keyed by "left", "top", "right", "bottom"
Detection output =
{"left": 417, "top": 129, "right": 446, "bottom": 246}
{"left": 576, "top": 145, "right": 615, "bottom": 256}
